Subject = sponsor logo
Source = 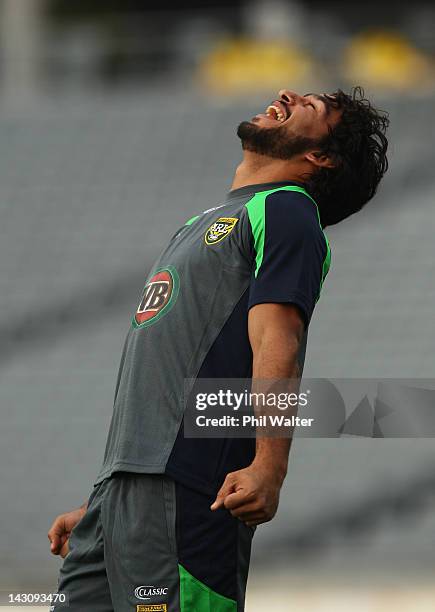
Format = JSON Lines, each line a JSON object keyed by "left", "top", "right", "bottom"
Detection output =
{"left": 133, "top": 267, "right": 179, "bottom": 328}
{"left": 205, "top": 217, "right": 238, "bottom": 245}
{"left": 137, "top": 606, "right": 167, "bottom": 612}
{"left": 202, "top": 203, "right": 226, "bottom": 214}
{"left": 134, "top": 586, "right": 169, "bottom": 601}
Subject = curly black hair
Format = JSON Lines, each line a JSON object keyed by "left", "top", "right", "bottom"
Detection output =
{"left": 305, "top": 87, "right": 389, "bottom": 227}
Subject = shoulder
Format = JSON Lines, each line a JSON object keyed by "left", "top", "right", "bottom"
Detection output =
{"left": 263, "top": 188, "right": 326, "bottom": 245}
{"left": 265, "top": 189, "right": 319, "bottom": 227}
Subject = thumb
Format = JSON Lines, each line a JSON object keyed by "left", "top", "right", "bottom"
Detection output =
{"left": 210, "top": 474, "right": 236, "bottom": 511}
{"left": 59, "top": 539, "right": 70, "bottom": 559}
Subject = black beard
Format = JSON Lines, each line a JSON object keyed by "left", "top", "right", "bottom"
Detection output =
{"left": 237, "top": 120, "right": 319, "bottom": 160}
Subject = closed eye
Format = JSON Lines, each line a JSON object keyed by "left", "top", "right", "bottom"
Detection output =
{"left": 303, "top": 94, "right": 317, "bottom": 111}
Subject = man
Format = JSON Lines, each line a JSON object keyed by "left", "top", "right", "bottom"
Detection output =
{"left": 48, "top": 87, "right": 389, "bottom": 611}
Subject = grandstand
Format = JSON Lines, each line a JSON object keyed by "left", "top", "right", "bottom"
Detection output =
{"left": 1, "top": 1, "right": 435, "bottom": 609}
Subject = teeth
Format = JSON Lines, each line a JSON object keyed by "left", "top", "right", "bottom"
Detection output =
{"left": 266, "top": 105, "right": 285, "bottom": 122}
{"left": 266, "top": 105, "right": 276, "bottom": 119}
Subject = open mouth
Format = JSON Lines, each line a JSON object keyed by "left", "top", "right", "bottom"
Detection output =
{"left": 265, "top": 100, "right": 290, "bottom": 123}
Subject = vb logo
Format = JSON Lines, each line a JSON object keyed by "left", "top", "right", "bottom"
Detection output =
{"left": 133, "top": 267, "right": 179, "bottom": 328}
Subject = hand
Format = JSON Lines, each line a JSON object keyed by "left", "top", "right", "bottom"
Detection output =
{"left": 210, "top": 463, "right": 283, "bottom": 527}
{"left": 48, "top": 505, "right": 86, "bottom": 558}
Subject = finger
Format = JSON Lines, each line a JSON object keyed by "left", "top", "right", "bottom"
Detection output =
{"left": 48, "top": 528, "right": 61, "bottom": 553}
{"left": 245, "top": 517, "right": 264, "bottom": 527}
{"left": 49, "top": 535, "right": 60, "bottom": 554}
{"left": 240, "top": 511, "right": 265, "bottom": 523}
{"left": 229, "top": 501, "right": 260, "bottom": 518}
{"left": 60, "top": 533, "right": 69, "bottom": 547}
{"left": 210, "top": 490, "right": 227, "bottom": 510}
{"left": 48, "top": 517, "right": 67, "bottom": 552}
{"left": 223, "top": 488, "right": 255, "bottom": 510}
{"left": 48, "top": 517, "right": 66, "bottom": 538}
{"left": 210, "top": 475, "right": 236, "bottom": 510}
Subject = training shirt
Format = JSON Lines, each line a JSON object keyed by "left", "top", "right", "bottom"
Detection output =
{"left": 95, "top": 181, "right": 331, "bottom": 495}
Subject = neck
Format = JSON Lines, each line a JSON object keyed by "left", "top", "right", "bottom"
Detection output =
{"left": 231, "top": 151, "right": 308, "bottom": 191}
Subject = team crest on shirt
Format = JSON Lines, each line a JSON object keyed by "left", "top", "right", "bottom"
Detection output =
{"left": 137, "top": 605, "right": 167, "bottom": 612}
{"left": 205, "top": 217, "right": 238, "bottom": 245}
{"left": 133, "top": 267, "right": 179, "bottom": 329}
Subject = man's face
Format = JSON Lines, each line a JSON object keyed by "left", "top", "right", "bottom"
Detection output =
{"left": 237, "top": 89, "right": 342, "bottom": 160}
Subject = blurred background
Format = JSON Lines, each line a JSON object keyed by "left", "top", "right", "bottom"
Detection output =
{"left": 1, "top": 0, "right": 435, "bottom": 610}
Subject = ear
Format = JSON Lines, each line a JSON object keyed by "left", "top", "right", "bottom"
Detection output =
{"left": 305, "top": 150, "right": 336, "bottom": 169}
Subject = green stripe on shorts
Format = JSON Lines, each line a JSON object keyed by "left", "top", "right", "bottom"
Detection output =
{"left": 179, "top": 564, "right": 236, "bottom": 611}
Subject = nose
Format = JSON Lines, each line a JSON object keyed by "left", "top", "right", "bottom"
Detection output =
{"left": 278, "top": 89, "right": 303, "bottom": 105}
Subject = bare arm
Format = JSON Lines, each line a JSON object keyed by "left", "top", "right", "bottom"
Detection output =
{"left": 211, "top": 302, "right": 304, "bottom": 525}
{"left": 249, "top": 302, "right": 303, "bottom": 484}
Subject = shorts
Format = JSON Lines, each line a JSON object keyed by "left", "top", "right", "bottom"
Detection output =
{"left": 53, "top": 472, "right": 254, "bottom": 611}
